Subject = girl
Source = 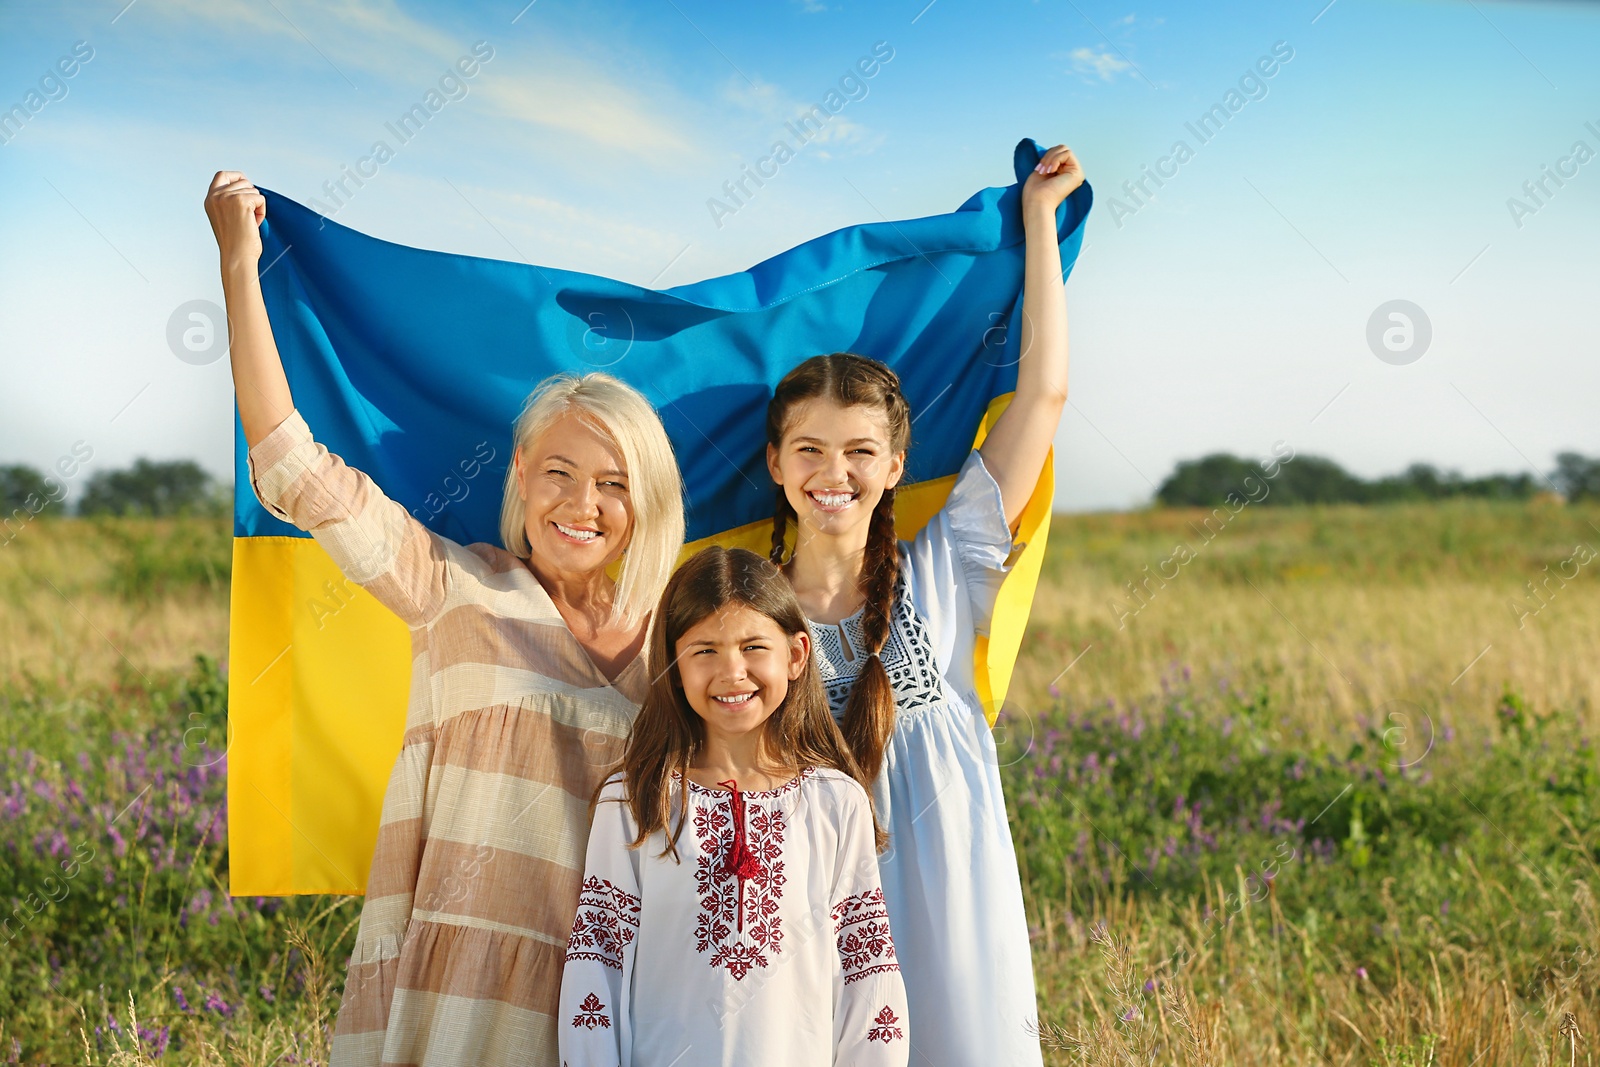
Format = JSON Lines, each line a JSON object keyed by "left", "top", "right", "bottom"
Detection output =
{"left": 558, "top": 546, "right": 909, "bottom": 1066}
{"left": 764, "top": 144, "right": 1084, "bottom": 1065}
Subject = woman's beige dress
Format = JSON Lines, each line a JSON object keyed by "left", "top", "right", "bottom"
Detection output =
{"left": 248, "top": 409, "right": 647, "bottom": 1067}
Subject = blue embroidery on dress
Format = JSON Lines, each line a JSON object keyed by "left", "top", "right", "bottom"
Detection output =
{"left": 810, "top": 575, "right": 945, "bottom": 721}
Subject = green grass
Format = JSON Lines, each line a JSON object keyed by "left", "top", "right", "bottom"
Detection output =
{"left": 2, "top": 502, "right": 1597, "bottom": 1064}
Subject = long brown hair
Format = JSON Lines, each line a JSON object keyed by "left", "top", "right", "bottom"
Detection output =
{"left": 613, "top": 545, "right": 885, "bottom": 858}
{"left": 766, "top": 353, "right": 912, "bottom": 784}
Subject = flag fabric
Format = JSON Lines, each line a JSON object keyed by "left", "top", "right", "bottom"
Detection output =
{"left": 228, "top": 137, "right": 1092, "bottom": 896}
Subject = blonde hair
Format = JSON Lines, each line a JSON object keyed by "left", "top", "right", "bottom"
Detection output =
{"left": 498, "top": 372, "right": 685, "bottom": 626}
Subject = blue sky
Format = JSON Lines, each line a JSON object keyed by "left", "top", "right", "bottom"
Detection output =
{"left": 1, "top": 0, "right": 1597, "bottom": 510}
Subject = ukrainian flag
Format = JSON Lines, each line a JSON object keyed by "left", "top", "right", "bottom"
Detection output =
{"left": 229, "top": 137, "right": 1092, "bottom": 896}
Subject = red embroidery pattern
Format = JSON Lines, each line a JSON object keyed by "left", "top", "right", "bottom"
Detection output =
{"left": 867, "top": 1005, "right": 904, "bottom": 1043}
{"left": 566, "top": 875, "right": 642, "bottom": 971}
{"left": 689, "top": 777, "right": 801, "bottom": 980}
{"left": 833, "top": 887, "right": 899, "bottom": 984}
{"left": 571, "top": 991, "right": 611, "bottom": 1030}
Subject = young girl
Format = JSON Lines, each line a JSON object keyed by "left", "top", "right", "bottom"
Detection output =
{"left": 763, "top": 144, "right": 1084, "bottom": 1065}
{"left": 558, "top": 546, "right": 909, "bottom": 1066}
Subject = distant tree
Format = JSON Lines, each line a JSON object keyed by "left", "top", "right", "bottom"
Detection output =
{"left": 1155, "top": 453, "right": 1265, "bottom": 506}
{"left": 0, "top": 464, "right": 61, "bottom": 514}
{"left": 77, "top": 459, "right": 216, "bottom": 517}
{"left": 1156, "top": 452, "right": 1546, "bottom": 508}
{"left": 1266, "top": 455, "right": 1365, "bottom": 505}
{"left": 1364, "top": 463, "right": 1535, "bottom": 502}
{"left": 1552, "top": 452, "right": 1600, "bottom": 503}
{"left": 1459, "top": 471, "right": 1535, "bottom": 500}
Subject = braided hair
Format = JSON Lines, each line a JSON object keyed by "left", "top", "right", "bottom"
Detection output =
{"left": 767, "top": 354, "right": 912, "bottom": 783}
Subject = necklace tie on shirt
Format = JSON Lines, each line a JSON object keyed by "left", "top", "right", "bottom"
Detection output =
{"left": 718, "top": 779, "right": 766, "bottom": 932}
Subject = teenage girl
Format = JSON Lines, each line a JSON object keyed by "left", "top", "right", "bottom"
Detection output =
{"left": 558, "top": 546, "right": 910, "bottom": 1066}
{"left": 764, "top": 145, "right": 1084, "bottom": 1065}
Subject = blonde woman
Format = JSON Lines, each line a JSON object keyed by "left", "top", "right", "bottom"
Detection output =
{"left": 205, "top": 170, "right": 685, "bottom": 1067}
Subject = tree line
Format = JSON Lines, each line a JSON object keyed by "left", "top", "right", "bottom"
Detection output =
{"left": 0, "top": 459, "right": 229, "bottom": 519}
{"left": 1156, "top": 451, "right": 1600, "bottom": 507}
{"left": 5, "top": 449, "right": 1599, "bottom": 520}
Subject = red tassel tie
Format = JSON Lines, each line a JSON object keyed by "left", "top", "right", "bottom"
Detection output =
{"left": 718, "top": 779, "right": 766, "bottom": 932}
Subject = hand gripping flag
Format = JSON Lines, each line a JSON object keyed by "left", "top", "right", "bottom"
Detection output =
{"left": 228, "top": 137, "right": 1092, "bottom": 895}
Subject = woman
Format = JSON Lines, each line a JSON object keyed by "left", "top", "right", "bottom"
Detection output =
{"left": 205, "top": 170, "right": 685, "bottom": 1067}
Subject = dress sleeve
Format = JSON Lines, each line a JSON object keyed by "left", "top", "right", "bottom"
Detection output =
{"left": 245, "top": 408, "right": 452, "bottom": 628}
{"left": 829, "top": 781, "right": 910, "bottom": 1066}
{"left": 558, "top": 777, "right": 641, "bottom": 1067}
{"left": 903, "top": 448, "right": 1015, "bottom": 638}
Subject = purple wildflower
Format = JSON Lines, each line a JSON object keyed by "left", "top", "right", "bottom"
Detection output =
{"left": 137, "top": 1025, "right": 170, "bottom": 1057}
{"left": 173, "top": 986, "right": 190, "bottom": 1013}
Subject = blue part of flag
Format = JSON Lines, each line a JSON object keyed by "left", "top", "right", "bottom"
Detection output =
{"left": 235, "top": 138, "right": 1092, "bottom": 545}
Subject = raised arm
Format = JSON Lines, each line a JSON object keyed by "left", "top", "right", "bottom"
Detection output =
{"left": 204, "top": 170, "right": 294, "bottom": 449}
{"left": 204, "top": 170, "right": 452, "bottom": 628}
{"left": 976, "top": 144, "right": 1084, "bottom": 530}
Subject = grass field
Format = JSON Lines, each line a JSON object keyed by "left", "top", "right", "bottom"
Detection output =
{"left": 1, "top": 501, "right": 1596, "bottom": 1065}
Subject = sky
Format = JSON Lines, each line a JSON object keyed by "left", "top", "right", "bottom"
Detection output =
{"left": 1, "top": 0, "right": 1596, "bottom": 512}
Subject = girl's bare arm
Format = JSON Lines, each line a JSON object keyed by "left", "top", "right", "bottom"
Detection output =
{"left": 976, "top": 144, "right": 1084, "bottom": 530}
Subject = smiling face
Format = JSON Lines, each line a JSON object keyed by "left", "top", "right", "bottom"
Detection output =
{"left": 674, "top": 602, "right": 809, "bottom": 746}
{"left": 513, "top": 411, "right": 633, "bottom": 579}
{"left": 766, "top": 398, "right": 905, "bottom": 543}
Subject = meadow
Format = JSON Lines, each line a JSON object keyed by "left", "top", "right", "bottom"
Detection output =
{"left": 0, "top": 500, "right": 1596, "bottom": 1065}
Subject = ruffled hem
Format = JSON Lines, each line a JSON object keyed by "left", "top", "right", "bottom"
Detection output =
{"left": 332, "top": 918, "right": 565, "bottom": 1066}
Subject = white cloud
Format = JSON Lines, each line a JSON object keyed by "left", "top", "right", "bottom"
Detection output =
{"left": 1069, "top": 46, "right": 1134, "bottom": 82}
{"left": 719, "top": 74, "right": 881, "bottom": 154}
{"left": 472, "top": 73, "right": 697, "bottom": 157}
{"left": 137, "top": 0, "right": 477, "bottom": 84}
{"left": 135, "top": 0, "right": 707, "bottom": 158}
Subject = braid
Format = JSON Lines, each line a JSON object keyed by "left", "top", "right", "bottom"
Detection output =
{"left": 769, "top": 485, "right": 795, "bottom": 566}
{"left": 857, "top": 486, "right": 899, "bottom": 656}
{"left": 838, "top": 485, "right": 900, "bottom": 782}
{"left": 767, "top": 352, "right": 913, "bottom": 785}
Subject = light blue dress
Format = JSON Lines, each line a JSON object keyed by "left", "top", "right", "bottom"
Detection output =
{"left": 806, "top": 450, "right": 1044, "bottom": 1067}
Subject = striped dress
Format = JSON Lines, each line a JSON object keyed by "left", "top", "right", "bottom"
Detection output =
{"left": 247, "top": 408, "right": 649, "bottom": 1067}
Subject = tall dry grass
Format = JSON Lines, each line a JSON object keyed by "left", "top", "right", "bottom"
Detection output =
{"left": 1016, "top": 500, "right": 1600, "bottom": 744}
{"left": 3, "top": 502, "right": 1596, "bottom": 1065}
{"left": 0, "top": 517, "right": 231, "bottom": 694}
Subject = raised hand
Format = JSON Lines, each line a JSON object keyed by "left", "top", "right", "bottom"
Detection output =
{"left": 204, "top": 170, "right": 267, "bottom": 272}
{"left": 1021, "top": 144, "right": 1084, "bottom": 217}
